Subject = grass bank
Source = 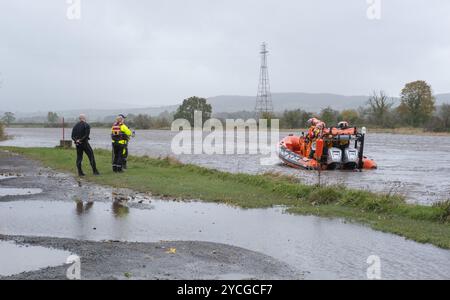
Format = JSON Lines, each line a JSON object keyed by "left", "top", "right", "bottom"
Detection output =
{"left": 3, "top": 146, "right": 450, "bottom": 249}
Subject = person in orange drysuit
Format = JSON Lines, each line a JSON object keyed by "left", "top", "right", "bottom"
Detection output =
{"left": 306, "top": 118, "right": 326, "bottom": 159}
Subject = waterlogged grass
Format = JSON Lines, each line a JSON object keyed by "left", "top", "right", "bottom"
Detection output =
{"left": 3, "top": 146, "right": 450, "bottom": 249}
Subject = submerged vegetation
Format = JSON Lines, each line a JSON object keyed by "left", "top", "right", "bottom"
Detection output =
{"left": 434, "top": 200, "right": 450, "bottom": 223}
{"left": 2, "top": 146, "right": 450, "bottom": 249}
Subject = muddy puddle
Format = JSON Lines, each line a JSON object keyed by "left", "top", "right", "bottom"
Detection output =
{"left": 2, "top": 128, "right": 450, "bottom": 204}
{"left": 0, "top": 175, "right": 17, "bottom": 181}
{"left": 0, "top": 240, "right": 72, "bottom": 277}
{"left": 0, "top": 188, "right": 43, "bottom": 197}
{"left": 1, "top": 199, "right": 450, "bottom": 279}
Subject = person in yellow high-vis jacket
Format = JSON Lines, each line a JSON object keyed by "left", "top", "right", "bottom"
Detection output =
{"left": 111, "top": 114, "right": 132, "bottom": 172}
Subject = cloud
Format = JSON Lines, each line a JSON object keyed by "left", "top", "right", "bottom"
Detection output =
{"left": 0, "top": 0, "right": 449, "bottom": 112}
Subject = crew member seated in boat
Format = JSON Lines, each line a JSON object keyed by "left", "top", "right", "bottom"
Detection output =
{"left": 306, "top": 118, "right": 322, "bottom": 139}
{"left": 337, "top": 121, "right": 349, "bottom": 129}
{"left": 306, "top": 118, "right": 326, "bottom": 159}
{"left": 335, "top": 121, "right": 350, "bottom": 149}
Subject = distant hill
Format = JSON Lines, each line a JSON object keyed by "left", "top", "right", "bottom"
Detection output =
{"left": 436, "top": 93, "right": 450, "bottom": 105}
{"left": 208, "top": 92, "right": 450, "bottom": 113}
{"left": 13, "top": 105, "right": 178, "bottom": 123}
{"left": 207, "top": 93, "right": 371, "bottom": 113}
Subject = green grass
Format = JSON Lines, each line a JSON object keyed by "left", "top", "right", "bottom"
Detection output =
{"left": 2, "top": 146, "right": 450, "bottom": 249}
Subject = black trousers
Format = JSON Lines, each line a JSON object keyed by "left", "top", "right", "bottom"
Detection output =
{"left": 76, "top": 142, "right": 97, "bottom": 173}
{"left": 123, "top": 144, "right": 128, "bottom": 168}
{"left": 112, "top": 143, "right": 126, "bottom": 171}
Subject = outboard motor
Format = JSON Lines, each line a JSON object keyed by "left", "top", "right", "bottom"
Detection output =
{"left": 343, "top": 148, "right": 358, "bottom": 169}
{"left": 327, "top": 147, "right": 342, "bottom": 169}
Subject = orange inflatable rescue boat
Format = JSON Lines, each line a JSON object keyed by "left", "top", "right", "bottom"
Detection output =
{"left": 278, "top": 127, "right": 377, "bottom": 171}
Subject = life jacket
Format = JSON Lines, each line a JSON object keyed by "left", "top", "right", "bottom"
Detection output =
{"left": 308, "top": 126, "right": 315, "bottom": 139}
{"left": 111, "top": 122, "right": 127, "bottom": 142}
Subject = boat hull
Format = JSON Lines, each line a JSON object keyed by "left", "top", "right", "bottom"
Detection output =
{"left": 278, "top": 135, "right": 377, "bottom": 171}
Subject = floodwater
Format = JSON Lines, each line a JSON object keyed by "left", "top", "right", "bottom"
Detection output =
{"left": 1, "top": 199, "right": 450, "bottom": 279}
{"left": 2, "top": 127, "right": 450, "bottom": 204}
{"left": 0, "top": 240, "right": 71, "bottom": 277}
{"left": 0, "top": 175, "right": 17, "bottom": 181}
{"left": 0, "top": 188, "right": 42, "bottom": 197}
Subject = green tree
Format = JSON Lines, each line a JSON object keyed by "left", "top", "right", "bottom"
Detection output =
{"left": 280, "top": 109, "right": 311, "bottom": 129}
{"left": 173, "top": 96, "right": 212, "bottom": 126}
{"left": 151, "top": 117, "right": 170, "bottom": 129}
{"left": 320, "top": 106, "right": 339, "bottom": 127}
{"left": 1, "top": 112, "right": 15, "bottom": 125}
{"left": 47, "top": 112, "right": 59, "bottom": 124}
{"left": 339, "top": 109, "right": 360, "bottom": 125}
{"left": 259, "top": 111, "right": 277, "bottom": 128}
{"left": 132, "top": 114, "right": 152, "bottom": 129}
{"left": 398, "top": 81, "right": 435, "bottom": 127}
{"left": 367, "top": 90, "right": 393, "bottom": 127}
{"left": 153, "top": 112, "right": 172, "bottom": 129}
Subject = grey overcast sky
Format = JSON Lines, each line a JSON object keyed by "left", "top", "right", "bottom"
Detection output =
{"left": 1, "top": 0, "right": 449, "bottom": 112}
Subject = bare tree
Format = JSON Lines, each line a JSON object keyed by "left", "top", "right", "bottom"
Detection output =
{"left": 439, "top": 103, "right": 450, "bottom": 129}
{"left": 367, "top": 90, "right": 393, "bottom": 127}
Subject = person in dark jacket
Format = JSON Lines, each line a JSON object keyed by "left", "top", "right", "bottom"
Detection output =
{"left": 71, "top": 114, "right": 100, "bottom": 176}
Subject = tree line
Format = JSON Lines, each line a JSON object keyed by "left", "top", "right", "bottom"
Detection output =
{"left": 0, "top": 110, "right": 173, "bottom": 130}
{"left": 278, "top": 81, "right": 450, "bottom": 132}
{"left": 125, "top": 111, "right": 173, "bottom": 129}
{"left": 2, "top": 81, "right": 449, "bottom": 132}
{"left": 169, "top": 83, "right": 449, "bottom": 133}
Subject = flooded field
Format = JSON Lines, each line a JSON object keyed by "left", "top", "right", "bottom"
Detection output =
{"left": 3, "top": 127, "right": 449, "bottom": 204}
{"left": 2, "top": 199, "right": 450, "bottom": 279}
{"left": 1, "top": 149, "right": 450, "bottom": 279}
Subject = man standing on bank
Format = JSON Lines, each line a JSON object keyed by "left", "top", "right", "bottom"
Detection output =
{"left": 71, "top": 114, "right": 100, "bottom": 177}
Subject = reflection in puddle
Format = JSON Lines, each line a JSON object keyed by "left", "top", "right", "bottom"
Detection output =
{"left": 112, "top": 202, "right": 130, "bottom": 218}
{"left": 0, "top": 188, "right": 42, "bottom": 197}
{"left": 75, "top": 201, "right": 94, "bottom": 215}
{"left": 75, "top": 200, "right": 130, "bottom": 218}
{"left": 1, "top": 200, "right": 450, "bottom": 279}
{"left": 0, "top": 241, "right": 72, "bottom": 277}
